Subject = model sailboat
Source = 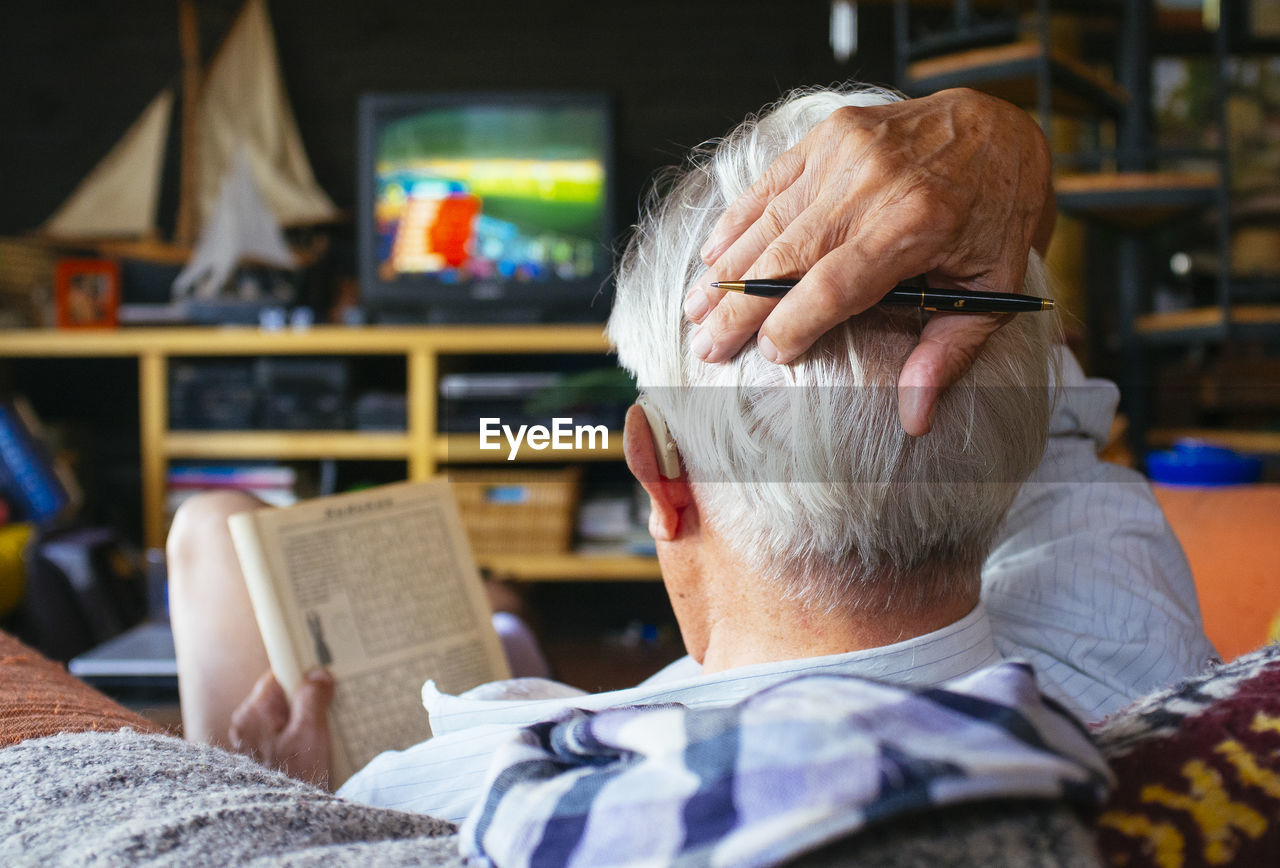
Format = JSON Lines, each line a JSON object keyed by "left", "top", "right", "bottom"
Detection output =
{"left": 39, "top": 0, "right": 338, "bottom": 298}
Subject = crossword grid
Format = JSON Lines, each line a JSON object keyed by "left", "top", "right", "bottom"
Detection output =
{"left": 281, "top": 504, "right": 478, "bottom": 658}
{"left": 339, "top": 508, "right": 474, "bottom": 656}
{"left": 332, "top": 641, "right": 496, "bottom": 770}
{"left": 331, "top": 654, "right": 435, "bottom": 771}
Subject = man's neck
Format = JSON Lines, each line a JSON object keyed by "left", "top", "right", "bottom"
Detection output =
{"left": 695, "top": 548, "right": 980, "bottom": 675}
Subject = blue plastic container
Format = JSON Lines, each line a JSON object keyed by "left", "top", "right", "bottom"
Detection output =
{"left": 1146, "top": 439, "right": 1264, "bottom": 486}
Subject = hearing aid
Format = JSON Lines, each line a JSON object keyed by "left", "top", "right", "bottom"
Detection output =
{"left": 635, "top": 396, "right": 681, "bottom": 480}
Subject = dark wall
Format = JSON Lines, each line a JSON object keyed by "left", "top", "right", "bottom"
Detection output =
{"left": 1, "top": 0, "right": 896, "bottom": 266}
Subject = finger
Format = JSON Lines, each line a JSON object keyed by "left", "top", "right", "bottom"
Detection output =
{"left": 754, "top": 226, "right": 941, "bottom": 364}
{"left": 689, "top": 292, "right": 779, "bottom": 363}
{"left": 229, "top": 670, "right": 289, "bottom": 752}
{"left": 988, "top": 243, "right": 1032, "bottom": 299}
{"left": 699, "top": 146, "right": 806, "bottom": 266}
{"left": 684, "top": 183, "right": 809, "bottom": 325}
{"left": 275, "top": 670, "right": 335, "bottom": 787}
{"left": 896, "top": 312, "right": 1009, "bottom": 436}
{"left": 284, "top": 669, "right": 335, "bottom": 739}
{"left": 692, "top": 197, "right": 863, "bottom": 362}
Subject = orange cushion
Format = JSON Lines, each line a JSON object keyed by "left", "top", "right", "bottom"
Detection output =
{"left": 0, "top": 630, "right": 161, "bottom": 747}
{"left": 1153, "top": 484, "right": 1280, "bottom": 661}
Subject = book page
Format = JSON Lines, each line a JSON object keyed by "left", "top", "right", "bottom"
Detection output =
{"left": 230, "top": 479, "right": 511, "bottom": 787}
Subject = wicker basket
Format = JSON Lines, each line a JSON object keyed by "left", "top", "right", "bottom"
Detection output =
{"left": 449, "top": 467, "right": 581, "bottom": 556}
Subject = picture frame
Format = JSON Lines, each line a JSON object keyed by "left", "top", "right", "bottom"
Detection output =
{"left": 54, "top": 258, "right": 120, "bottom": 329}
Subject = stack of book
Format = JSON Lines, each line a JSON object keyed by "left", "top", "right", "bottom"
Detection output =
{"left": 165, "top": 464, "right": 298, "bottom": 520}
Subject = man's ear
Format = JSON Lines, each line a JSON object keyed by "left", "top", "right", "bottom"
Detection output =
{"left": 623, "top": 403, "right": 693, "bottom": 542}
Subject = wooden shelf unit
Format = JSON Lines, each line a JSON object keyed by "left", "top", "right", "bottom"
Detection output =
{"left": 478, "top": 553, "right": 660, "bottom": 583}
{"left": 904, "top": 41, "right": 1129, "bottom": 116}
{"left": 435, "top": 431, "right": 623, "bottom": 463}
{"left": 164, "top": 430, "right": 416, "bottom": 460}
{"left": 1055, "top": 171, "right": 1220, "bottom": 227}
{"left": 0, "top": 326, "right": 659, "bottom": 582}
{"left": 1134, "top": 305, "right": 1280, "bottom": 341}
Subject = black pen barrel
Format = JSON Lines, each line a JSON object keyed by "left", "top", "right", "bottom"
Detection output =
{"left": 880, "top": 288, "right": 1050, "bottom": 312}
{"left": 712, "top": 280, "right": 794, "bottom": 298}
{"left": 711, "top": 280, "right": 1052, "bottom": 312}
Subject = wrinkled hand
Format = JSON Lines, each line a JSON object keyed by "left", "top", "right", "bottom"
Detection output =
{"left": 684, "top": 88, "right": 1054, "bottom": 435}
{"left": 229, "top": 668, "right": 334, "bottom": 788}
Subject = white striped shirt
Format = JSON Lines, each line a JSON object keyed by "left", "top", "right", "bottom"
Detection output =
{"left": 337, "top": 348, "right": 1216, "bottom": 823}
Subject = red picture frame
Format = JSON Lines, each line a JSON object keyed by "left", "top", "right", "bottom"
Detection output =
{"left": 54, "top": 259, "right": 120, "bottom": 329}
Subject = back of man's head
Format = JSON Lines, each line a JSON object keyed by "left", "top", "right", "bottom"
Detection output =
{"left": 608, "top": 86, "right": 1057, "bottom": 615}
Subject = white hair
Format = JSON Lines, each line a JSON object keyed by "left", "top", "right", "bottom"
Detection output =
{"left": 607, "top": 85, "right": 1057, "bottom": 614}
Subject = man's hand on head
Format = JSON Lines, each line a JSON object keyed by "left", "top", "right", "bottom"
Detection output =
{"left": 229, "top": 668, "right": 335, "bottom": 789}
{"left": 683, "top": 88, "right": 1054, "bottom": 435}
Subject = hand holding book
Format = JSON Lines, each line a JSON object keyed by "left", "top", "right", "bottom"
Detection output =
{"left": 228, "top": 479, "right": 511, "bottom": 788}
{"left": 229, "top": 668, "right": 335, "bottom": 788}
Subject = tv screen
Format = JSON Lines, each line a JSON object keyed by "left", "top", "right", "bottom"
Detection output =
{"left": 358, "top": 93, "right": 614, "bottom": 323}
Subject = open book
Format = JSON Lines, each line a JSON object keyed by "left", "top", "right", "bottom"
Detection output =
{"left": 228, "top": 479, "right": 511, "bottom": 787}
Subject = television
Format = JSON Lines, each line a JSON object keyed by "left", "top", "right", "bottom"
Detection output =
{"left": 357, "top": 92, "right": 615, "bottom": 323}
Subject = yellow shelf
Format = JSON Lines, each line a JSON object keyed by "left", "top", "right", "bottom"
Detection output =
{"left": 0, "top": 325, "right": 631, "bottom": 561}
{"left": 0, "top": 324, "right": 610, "bottom": 357}
{"left": 477, "top": 553, "right": 661, "bottom": 582}
{"left": 164, "top": 430, "right": 413, "bottom": 460}
{"left": 435, "top": 432, "right": 623, "bottom": 463}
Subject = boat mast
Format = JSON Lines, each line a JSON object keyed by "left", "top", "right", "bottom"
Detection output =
{"left": 175, "top": 0, "right": 202, "bottom": 247}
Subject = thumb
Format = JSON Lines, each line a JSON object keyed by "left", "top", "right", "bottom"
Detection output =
{"left": 287, "top": 669, "right": 335, "bottom": 734}
{"left": 898, "top": 313, "right": 1009, "bottom": 436}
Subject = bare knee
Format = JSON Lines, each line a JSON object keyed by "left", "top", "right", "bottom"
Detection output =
{"left": 166, "top": 490, "right": 265, "bottom": 585}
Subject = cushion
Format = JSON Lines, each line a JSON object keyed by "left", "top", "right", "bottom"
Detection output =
{"left": 1094, "top": 642, "right": 1280, "bottom": 866}
{"left": 1153, "top": 484, "right": 1280, "bottom": 660}
{"left": 0, "top": 629, "right": 161, "bottom": 747}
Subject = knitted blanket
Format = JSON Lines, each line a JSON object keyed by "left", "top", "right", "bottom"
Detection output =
{"left": 0, "top": 731, "right": 462, "bottom": 867}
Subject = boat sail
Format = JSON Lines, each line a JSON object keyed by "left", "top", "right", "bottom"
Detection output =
{"left": 42, "top": 90, "right": 175, "bottom": 241}
{"left": 192, "top": 0, "right": 338, "bottom": 231}
{"left": 38, "top": 0, "right": 338, "bottom": 292}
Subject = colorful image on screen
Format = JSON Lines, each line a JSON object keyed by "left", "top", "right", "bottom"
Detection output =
{"left": 374, "top": 105, "right": 607, "bottom": 285}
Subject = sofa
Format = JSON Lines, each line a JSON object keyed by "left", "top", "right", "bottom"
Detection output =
{"left": 2, "top": 484, "right": 1278, "bottom": 866}
{"left": 1153, "top": 484, "right": 1280, "bottom": 660}
{"left": 3, "top": 623, "right": 1280, "bottom": 866}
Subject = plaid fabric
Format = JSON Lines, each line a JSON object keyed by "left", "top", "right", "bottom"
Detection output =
{"left": 461, "top": 662, "right": 1112, "bottom": 868}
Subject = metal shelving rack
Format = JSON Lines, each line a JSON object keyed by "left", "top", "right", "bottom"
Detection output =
{"left": 894, "top": 0, "right": 1279, "bottom": 456}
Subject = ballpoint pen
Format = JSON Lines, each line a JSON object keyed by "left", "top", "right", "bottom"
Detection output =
{"left": 710, "top": 279, "right": 1054, "bottom": 313}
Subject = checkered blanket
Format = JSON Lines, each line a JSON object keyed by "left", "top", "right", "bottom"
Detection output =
{"left": 461, "top": 662, "right": 1113, "bottom": 868}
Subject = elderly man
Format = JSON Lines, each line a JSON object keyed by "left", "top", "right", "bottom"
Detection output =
{"left": 168, "top": 85, "right": 1214, "bottom": 823}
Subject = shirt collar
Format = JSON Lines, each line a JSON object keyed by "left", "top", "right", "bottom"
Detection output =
{"left": 424, "top": 602, "right": 1000, "bottom": 737}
